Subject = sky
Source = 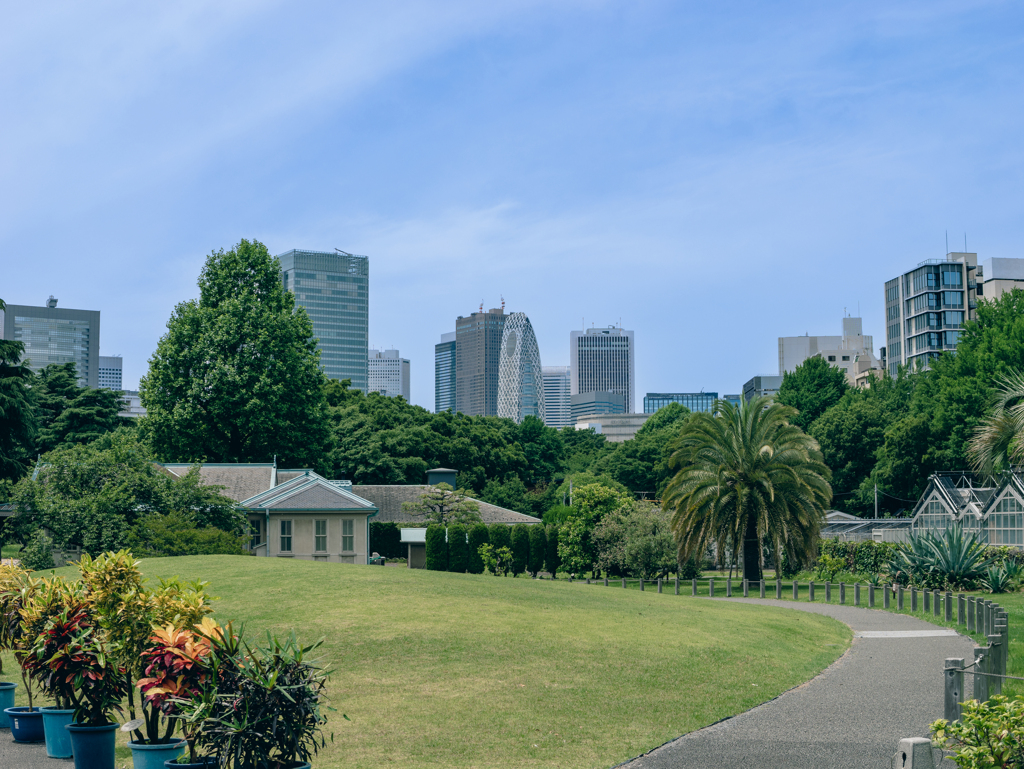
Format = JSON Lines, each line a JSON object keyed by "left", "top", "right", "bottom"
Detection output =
{"left": 2, "top": 1, "right": 1023, "bottom": 410}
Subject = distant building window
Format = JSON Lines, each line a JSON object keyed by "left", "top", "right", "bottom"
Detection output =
{"left": 841, "top": 356, "right": 850, "bottom": 361}
{"left": 827, "top": 356, "right": 836, "bottom": 362}
{"left": 250, "top": 519, "right": 263, "bottom": 549}
{"left": 280, "top": 520, "right": 292, "bottom": 552}
{"left": 315, "top": 520, "right": 328, "bottom": 553}
{"left": 342, "top": 519, "right": 355, "bottom": 553}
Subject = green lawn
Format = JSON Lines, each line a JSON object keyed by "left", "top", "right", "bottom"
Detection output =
{"left": 4, "top": 557, "right": 849, "bottom": 769}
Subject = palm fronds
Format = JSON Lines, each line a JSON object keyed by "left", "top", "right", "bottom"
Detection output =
{"left": 968, "top": 371, "right": 1024, "bottom": 475}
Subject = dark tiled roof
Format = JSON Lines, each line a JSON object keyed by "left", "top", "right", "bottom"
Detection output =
{"left": 276, "top": 470, "right": 308, "bottom": 483}
{"left": 158, "top": 464, "right": 274, "bottom": 503}
{"left": 353, "top": 485, "right": 540, "bottom": 525}
{"left": 257, "top": 482, "right": 375, "bottom": 511}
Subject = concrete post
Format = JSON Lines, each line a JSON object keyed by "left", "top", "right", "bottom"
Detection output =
{"left": 974, "top": 645, "right": 989, "bottom": 702}
{"left": 912, "top": 587, "right": 918, "bottom": 612}
{"left": 977, "top": 598, "right": 984, "bottom": 635}
{"left": 623, "top": 578, "right": 627, "bottom": 589}
{"left": 945, "top": 592, "right": 953, "bottom": 622}
{"left": 957, "top": 595, "right": 965, "bottom": 626}
{"left": 586, "top": 577, "right": 590, "bottom": 584}
{"left": 884, "top": 585, "right": 891, "bottom": 609}
{"left": 854, "top": 583, "right": 860, "bottom": 606}
{"left": 945, "top": 658, "right": 964, "bottom": 723}
{"left": 988, "top": 635, "right": 1003, "bottom": 696}
{"left": 657, "top": 578, "right": 663, "bottom": 594}
{"left": 760, "top": 580, "right": 766, "bottom": 599}
{"left": 934, "top": 591, "right": 941, "bottom": 618}
{"left": 809, "top": 580, "right": 815, "bottom": 602}
{"left": 793, "top": 580, "right": 799, "bottom": 601}
{"left": 692, "top": 578, "right": 697, "bottom": 596}
{"left": 898, "top": 586, "right": 904, "bottom": 611}
{"left": 726, "top": 578, "right": 732, "bottom": 597}
{"left": 840, "top": 583, "right": 846, "bottom": 605}
{"left": 775, "top": 579, "right": 782, "bottom": 599}
{"left": 924, "top": 589, "right": 930, "bottom": 613}
{"left": 967, "top": 597, "right": 975, "bottom": 633}
{"left": 995, "top": 617, "right": 1008, "bottom": 674}
{"left": 825, "top": 582, "right": 831, "bottom": 603}
{"left": 708, "top": 578, "right": 713, "bottom": 597}
{"left": 640, "top": 578, "right": 645, "bottom": 592}
{"left": 604, "top": 577, "right": 608, "bottom": 587}
{"left": 675, "top": 574, "right": 679, "bottom": 595}
{"left": 742, "top": 579, "right": 749, "bottom": 598}
{"left": 869, "top": 584, "right": 875, "bottom": 608}
{"left": 892, "top": 737, "right": 937, "bottom": 769}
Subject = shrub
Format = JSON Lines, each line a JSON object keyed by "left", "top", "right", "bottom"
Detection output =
{"left": 932, "top": 695, "right": 1024, "bottom": 768}
{"left": 890, "top": 526, "right": 992, "bottom": 590}
{"left": 981, "top": 564, "right": 1014, "bottom": 594}
{"left": 466, "top": 524, "right": 488, "bottom": 574}
{"left": 447, "top": 524, "right": 468, "bottom": 573}
{"left": 369, "top": 522, "right": 404, "bottom": 560}
{"left": 20, "top": 529, "right": 55, "bottom": 571}
{"left": 479, "top": 544, "right": 514, "bottom": 577}
{"left": 425, "top": 525, "right": 447, "bottom": 571}
{"left": 510, "top": 524, "right": 530, "bottom": 576}
{"left": 545, "top": 524, "right": 561, "bottom": 577}
{"left": 527, "top": 525, "right": 546, "bottom": 577}
{"left": 816, "top": 553, "right": 846, "bottom": 582}
{"left": 128, "top": 511, "right": 247, "bottom": 557}
{"left": 489, "top": 524, "right": 511, "bottom": 554}
{"left": 678, "top": 557, "right": 701, "bottom": 580}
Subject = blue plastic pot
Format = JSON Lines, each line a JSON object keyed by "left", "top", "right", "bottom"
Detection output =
{"left": 5, "top": 705, "right": 45, "bottom": 742}
{"left": 42, "top": 706, "right": 76, "bottom": 758}
{"left": 129, "top": 739, "right": 186, "bottom": 769}
{"left": 164, "top": 758, "right": 216, "bottom": 768}
{"left": 67, "top": 722, "right": 118, "bottom": 769}
{"left": 0, "top": 682, "right": 15, "bottom": 728}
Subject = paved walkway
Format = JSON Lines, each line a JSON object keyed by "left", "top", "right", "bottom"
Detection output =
{"left": 0, "top": 732, "right": 75, "bottom": 769}
{"left": 620, "top": 599, "right": 976, "bottom": 769}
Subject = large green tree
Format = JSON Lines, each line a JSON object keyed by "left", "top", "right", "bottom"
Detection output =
{"left": 141, "top": 240, "right": 330, "bottom": 468}
{"left": 776, "top": 355, "right": 849, "bottom": 432}
{"left": 0, "top": 298, "right": 37, "bottom": 481}
{"left": 662, "top": 397, "right": 831, "bottom": 582}
{"left": 32, "top": 363, "right": 123, "bottom": 453}
{"left": 590, "top": 403, "right": 691, "bottom": 496}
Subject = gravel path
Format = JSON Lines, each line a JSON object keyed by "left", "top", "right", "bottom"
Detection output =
{"left": 619, "top": 599, "right": 976, "bottom": 769}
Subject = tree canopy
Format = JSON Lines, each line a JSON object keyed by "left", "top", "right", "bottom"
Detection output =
{"left": 0, "top": 299, "right": 37, "bottom": 482}
{"left": 776, "top": 355, "right": 850, "bottom": 433}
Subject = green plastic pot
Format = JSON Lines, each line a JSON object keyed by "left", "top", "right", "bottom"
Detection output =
{"left": 0, "top": 682, "right": 15, "bottom": 729}
{"left": 67, "top": 722, "right": 118, "bottom": 769}
{"left": 41, "top": 706, "right": 76, "bottom": 758}
{"left": 129, "top": 739, "right": 186, "bottom": 769}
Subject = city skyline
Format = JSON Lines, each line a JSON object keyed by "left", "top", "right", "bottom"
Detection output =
{"left": 4, "top": 4, "right": 1024, "bottom": 409}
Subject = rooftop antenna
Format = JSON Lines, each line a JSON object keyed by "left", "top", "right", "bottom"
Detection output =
{"left": 334, "top": 248, "right": 353, "bottom": 257}
{"left": 479, "top": 301, "right": 483, "bottom": 313}
{"left": 965, "top": 233, "right": 968, "bottom": 252}
{"left": 501, "top": 295, "right": 505, "bottom": 312}
{"left": 945, "top": 231, "right": 949, "bottom": 256}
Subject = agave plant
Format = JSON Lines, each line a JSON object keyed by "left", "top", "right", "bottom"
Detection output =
{"left": 981, "top": 565, "right": 1014, "bottom": 594}
{"left": 892, "top": 526, "right": 992, "bottom": 591}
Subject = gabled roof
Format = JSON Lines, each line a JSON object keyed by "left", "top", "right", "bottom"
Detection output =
{"left": 158, "top": 463, "right": 274, "bottom": 503}
{"left": 353, "top": 485, "right": 540, "bottom": 524}
{"left": 977, "top": 472, "right": 1024, "bottom": 518}
{"left": 243, "top": 472, "right": 375, "bottom": 511}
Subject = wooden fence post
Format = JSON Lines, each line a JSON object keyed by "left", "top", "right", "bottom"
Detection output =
{"left": 945, "top": 658, "right": 964, "bottom": 723}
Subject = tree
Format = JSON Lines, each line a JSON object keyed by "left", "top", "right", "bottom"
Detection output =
{"left": 593, "top": 501, "right": 677, "bottom": 579}
{"left": 447, "top": 523, "right": 468, "bottom": 573}
{"left": 402, "top": 483, "right": 482, "bottom": 526}
{"left": 556, "top": 483, "right": 631, "bottom": 578}
{"left": 589, "top": 403, "right": 692, "bottom": 496}
{"left": 968, "top": 371, "right": 1024, "bottom": 474}
{"left": 545, "top": 524, "right": 561, "bottom": 577}
{"left": 467, "top": 523, "right": 489, "bottom": 574}
{"left": 510, "top": 524, "right": 530, "bottom": 576}
{"left": 425, "top": 524, "right": 447, "bottom": 571}
{"left": 488, "top": 523, "right": 511, "bottom": 554}
{"left": 141, "top": 239, "right": 330, "bottom": 469}
{"left": 662, "top": 397, "right": 831, "bottom": 583}
{"left": 527, "top": 524, "right": 546, "bottom": 577}
{"left": 0, "top": 299, "right": 37, "bottom": 481}
{"left": 43, "top": 388, "right": 123, "bottom": 449}
{"left": 776, "top": 355, "right": 850, "bottom": 432}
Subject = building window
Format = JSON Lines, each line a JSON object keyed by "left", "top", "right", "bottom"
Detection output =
{"left": 315, "top": 520, "right": 328, "bottom": 553}
{"left": 827, "top": 355, "right": 836, "bottom": 362}
{"left": 342, "top": 519, "right": 354, "bottom": 552}
{"left": 280, "top": 520, "right": 292, "bottom": 552}
{"left": 841, "top": 356, "right": 850, "bottom": 361}
{"left": 250, "top": 519, "right": 263, "bottom": 549}
{"left": 988, "top": 496, "right": 1024, "bottom": 545}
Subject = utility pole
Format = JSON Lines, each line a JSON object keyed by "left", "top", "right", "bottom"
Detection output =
{"left": 875, "top": 484, "right": 878, "bottom": 519}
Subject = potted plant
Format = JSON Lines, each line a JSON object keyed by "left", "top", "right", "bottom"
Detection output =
{"left": 0, "top": 563, "right": 29, "bottom": 729}
{"left": 1, "top": 569, "right": 44, "bottom": 742}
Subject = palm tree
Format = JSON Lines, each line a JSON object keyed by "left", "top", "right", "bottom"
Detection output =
{"left": 968, "top": 371, "right": 1024, "bottom": 475}
{"left": 662, "top": 396, "right": 832, "bottom": 583}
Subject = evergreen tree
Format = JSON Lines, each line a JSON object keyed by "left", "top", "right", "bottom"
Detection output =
{"left": 545, "top": 524, "right": 561, "bottom": 578}
{"left": 527, "top": 524, "right": 546, "bottom": 577}
{"left": 0, "top": 299, "right": 37, "bottom": 481}
{"left": 141, "top": 240, "right": 330, "bottom": 468}
{"left": 510, "top": 523, "right": 530, "bottom": 576}
{"left": 467, "top": 523, "right": 489, "bottom": 574}
{"left": 447, "top": 523, "right": 469, "bottom": 573}
{"left": 776, "top": 356, "right": 849, "bottom": 432}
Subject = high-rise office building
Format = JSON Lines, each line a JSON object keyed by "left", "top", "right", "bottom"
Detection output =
{"left": 884, "top": 252, "right": 977, "bottom": 376}
{"left": 1, "top": 296, "right": 100, "bottom": 387}
{"left": 98, "top": 356, "right": 123, "bottom": 390}
{"left": 497, "top": 313, "right": 544, "bottom": 424}
{"left": 644, "top": 392, "right": 718, "bottom": 414}
{"left": 570, "top": 326, "right": 635, "bottom": 413}
{"left": 571, "top": 391, "right": 626, "bottom": 421}
{"left": 455, "top": 307, "right": 506, "bottom": 416}
{"left": 434, "top": 332, "right": 457, "bottom": 413}
{"left": 542, "top": 366, "right": 572, "bottom": 428}
{"left": 368, "top": 349, "right": 410, "bottom": 400}
{"left": 277, "top": 249, "right": 369, "bottom": 391}
{"left": 979, "top": 257, "right": 1024, "bottom": 302}
{"left": 743, "top": 375, "right": 783, "bottom": 402}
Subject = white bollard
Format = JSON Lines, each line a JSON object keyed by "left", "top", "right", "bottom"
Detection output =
{"left": 892, "top": 737, "right": 935, "bottom": 769}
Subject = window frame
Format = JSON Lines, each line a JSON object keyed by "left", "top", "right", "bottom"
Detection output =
{"left": 315, "top": 519, "right": 328, "bottom": 553}
{"left": 342, "top": 519, "right": 355, "bottom": 553}
{"left": 280, "top": 519, "right": 293, "bottom": 553}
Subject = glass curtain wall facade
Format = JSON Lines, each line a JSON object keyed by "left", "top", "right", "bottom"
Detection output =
{"left": 434, "top": 332, "right": 457, "bottom": 413}
{"left": 497, "top": 312, "right": 544, "bottom": 423}
{"left": 542, "top": 366, "right": 572, "bottom": 428}
{"left": 644, "top": 392, "right": 718, "bottom": 414}
{"left": 455, "top": 308, "right": 506, "bottom": 416}
{"left": 884, "top": 252, "right": 977, "bottom": 376}
{"left": 2, "top": 300, "right": 100, "bottom": 387}
{"left": 278, "top": 250, "right": 369, "bottom": 390}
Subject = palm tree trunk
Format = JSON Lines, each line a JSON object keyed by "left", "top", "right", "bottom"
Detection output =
{"left": 742, "top": 514, "right": 762, "bottom": 583}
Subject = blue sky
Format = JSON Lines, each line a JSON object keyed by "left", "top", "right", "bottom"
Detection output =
{"left": 2, "top": 1, "right": 1022, "bottom": 409}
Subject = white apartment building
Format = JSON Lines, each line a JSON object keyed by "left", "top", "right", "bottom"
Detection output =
{"left": 570, "top": 326, "right": 635, "bottom": 413}
{"left": 542, "top": 365, "right": 572, "bottom": 429}
{"left": 779, "top": 316, "right": 882, "bottom": 387}
{"left": 98, "top": 355, "right": 123, "bottom": 390}
{"left": 980, "top": 257, "right": 1024, "bottom": 302}
{"left": 368, "top": 349, "right": 410, "bottom": 400}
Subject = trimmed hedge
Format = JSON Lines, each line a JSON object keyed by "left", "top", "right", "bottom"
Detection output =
{"left": 528, "top": 524, "right": 546, "bottom": 576}
{"left": 545, "top": 524, "right": 561, "bottom": 578}
{"left": 425, "top": 524, "right": 447, "bottom": 571}
{"left": 467, "top": 523, "right": 488, "bottom": 574}
{"left": 819, "top": 538, "right": 896, "bottom": 575}
{"left": 369, "top": 521, "right": 404, "bottom": 560}
{"left": 510, "top": 524, "right": 530, "bottom": 576}
{"left": 447, "top": 524, "right": 468, "bottom": 573}
{"left": 489, "top": 523, "right": 511, "bottom": 554}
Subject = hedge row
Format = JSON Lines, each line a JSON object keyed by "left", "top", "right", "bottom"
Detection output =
{"left": 425, "top": 523, "right": 561, "bottom": 576}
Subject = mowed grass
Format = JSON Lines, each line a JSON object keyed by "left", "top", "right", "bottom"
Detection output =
{"left": 6, "top": 557, "right": 850, "bottom": 769}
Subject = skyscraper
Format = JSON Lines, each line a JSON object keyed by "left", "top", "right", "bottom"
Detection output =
{"left": 542, "top": 366, "right": 571, "bottom": 428}
{"left": 277, "top": 249, "right": 369, "bottom": 391}
{"left": 98, "top": 356, "right": 123, "bottom": 390}
{"left": 1, "top": 296, "right": 100, "bottom": 387}
{"left": 368, "top": 349, "right": 410, "bottom": 400}
{"left": 570, "top": 326, "right": 635, "bottom": 413}
{"left": 434, "top": 332, "right": 457, "bottom": 414}
{"left": 497, "top": 312, "right": 544, "bottom": 423}
{"left": 455, "top": 307, "right": 506, "bottom": 416}
{"left": 884, "top": 252, "right": 977, "bottom": 376}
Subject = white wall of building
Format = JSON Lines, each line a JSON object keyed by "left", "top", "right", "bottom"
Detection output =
{"left": 368, "top": 349, "right": 411, "bottom": 400}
